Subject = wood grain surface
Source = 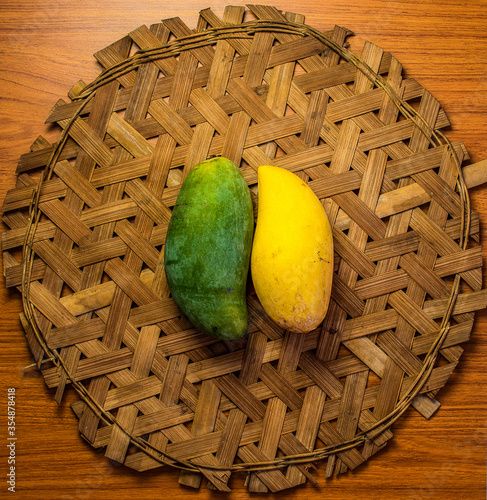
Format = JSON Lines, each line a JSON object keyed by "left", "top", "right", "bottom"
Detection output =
{"left": 0, "top": 1, "right": 486, "bottom": 498}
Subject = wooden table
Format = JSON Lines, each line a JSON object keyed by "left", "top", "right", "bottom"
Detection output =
{"left": 1, "top": 1, "right": 486, "bottom": 498}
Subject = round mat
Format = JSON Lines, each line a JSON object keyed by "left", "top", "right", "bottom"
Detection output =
{"left": 2, "top": 5, "right": 487, "bottom": 493}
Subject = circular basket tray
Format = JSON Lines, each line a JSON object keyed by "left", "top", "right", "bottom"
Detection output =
{"left": 2, "top": 5, "right": 487, "bottom": 493}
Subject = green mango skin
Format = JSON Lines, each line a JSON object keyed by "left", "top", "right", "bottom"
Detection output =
{"left": 164, "top": 157, "right": 254, "bottom": 340}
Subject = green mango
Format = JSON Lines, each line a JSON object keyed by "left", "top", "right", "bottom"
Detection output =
{"left": 164, "top": 157, "right": 254, "bottom": 340}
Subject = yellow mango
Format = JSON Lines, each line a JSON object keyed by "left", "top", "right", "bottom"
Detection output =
{"left": 251, "top": 165, "right": 334, "bottom": 333}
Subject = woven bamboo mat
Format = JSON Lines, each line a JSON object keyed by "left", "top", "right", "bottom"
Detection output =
{"left": 2, "top": 4, "right": 487, "bottom": 492}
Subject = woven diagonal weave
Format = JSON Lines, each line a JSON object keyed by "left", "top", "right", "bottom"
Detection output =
{"left": 2, "top": 5, "right": 487, "bottom": 493}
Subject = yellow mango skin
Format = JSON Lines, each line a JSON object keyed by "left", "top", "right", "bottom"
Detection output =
{"left": 251, "top": 165, "right": 334, "bottom": 333}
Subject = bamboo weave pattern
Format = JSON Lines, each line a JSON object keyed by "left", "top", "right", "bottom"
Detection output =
{"left": 1, "top": 5, "right": 486, "bottom": 492}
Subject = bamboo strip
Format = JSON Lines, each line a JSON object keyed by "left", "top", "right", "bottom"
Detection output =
{"left": 333, "top": 370, "right": 369, "bottom": 474}
{"left": 179, "top": 380, "right": 222, "bottom": 488}
{"left": 248, "top": 328, "right": 306, "bottom": 492}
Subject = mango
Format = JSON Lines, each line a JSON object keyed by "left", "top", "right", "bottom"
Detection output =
{"left": 251, "top": 165, "right": 333, "bottom": 333}
{"left": 164, "top": 157, "right": 254, "bottom": 340}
